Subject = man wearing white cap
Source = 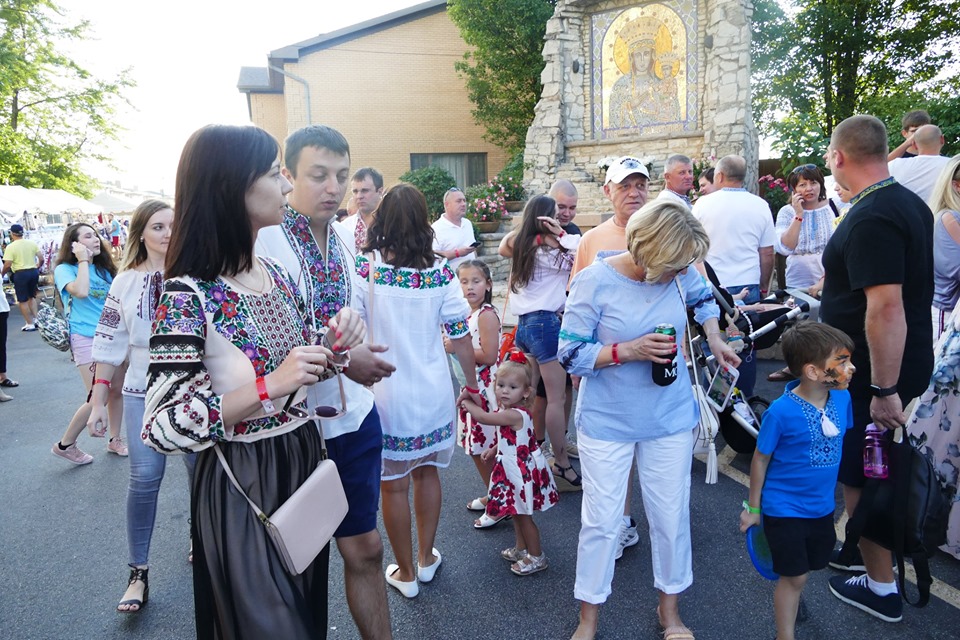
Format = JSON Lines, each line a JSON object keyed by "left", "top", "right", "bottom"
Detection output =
{"left": 570, "top": 156, "right": 650, "bottom": 279}
{"left": 568, "top": 155, "right": 650, "bottom": 562}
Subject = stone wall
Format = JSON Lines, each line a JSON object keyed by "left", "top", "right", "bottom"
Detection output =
{"left": 524, "top": 0, "right": 759, "bottom": 229}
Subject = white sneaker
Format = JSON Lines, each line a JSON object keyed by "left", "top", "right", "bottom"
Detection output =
{"left": 615, "top": 518, "right": 639, "bottom": 560}
{"left": 565, "top": 436, "right": 579, "bottom": 459}
{"left": 0, "top": 390, "right": 11, "bottom": 402}
{"left": 21, "top": 324, "right": 36, "bottom": 332}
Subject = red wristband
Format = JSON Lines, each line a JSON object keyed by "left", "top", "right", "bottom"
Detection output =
{"left": 256, "top": 376, "right": 275, "bottom": 413}
{"left": 464, "top": 385, "right": 480, "bottom": 394}
{"left": 454, "top": 249, "right": 460, "bottom": 258}
{"left": 535, "top": 234, "right": 542, "bottom": 246}
{"left": 794, "top": 216, "right": 804, "bottom": 223}
{"left": 93, "top": 378, "right": 111, "bottom": 389}
{"left": 611, "top": 343, "right": 622, "bottom": 365}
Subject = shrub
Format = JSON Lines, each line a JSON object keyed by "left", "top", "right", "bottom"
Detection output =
{"left": 759, "top": 174, "right": 790, "bottom": 213}
{"left": 398, "top": 165, "right": 457, "bottom": 219}
{"left": 495, "top": 152, "right": 527, "bottom": 200}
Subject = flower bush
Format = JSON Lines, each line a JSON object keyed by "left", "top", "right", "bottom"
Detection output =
{"left": 495, "top": 152, "right": 527, "bottom": 201}
{"left": 759, "top": 174, "right": 790, "bottom": 213}
{"left": 465, "top": 181, "right": 508, "bottom": 223}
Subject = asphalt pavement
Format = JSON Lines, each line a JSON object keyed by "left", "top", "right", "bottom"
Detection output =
{"left": 1, "top": 307, "right": 958, "bottom": 640}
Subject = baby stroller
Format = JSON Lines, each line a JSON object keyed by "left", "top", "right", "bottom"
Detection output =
{"left": 688, "top": 280, "right": 818, "bottom": 455}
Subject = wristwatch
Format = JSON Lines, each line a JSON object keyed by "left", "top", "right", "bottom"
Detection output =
{"left": 869, "top": 383, "right": 898, "bottom": 398}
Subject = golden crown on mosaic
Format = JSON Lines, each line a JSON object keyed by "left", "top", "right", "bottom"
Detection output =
{"left": 620, "top": 18, "right": 660, "bottom": 53}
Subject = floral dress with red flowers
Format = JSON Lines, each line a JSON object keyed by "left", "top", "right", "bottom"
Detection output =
{"left": 459, "top": 303, "right": 500, "bottom": 455}
{"left": 486, "top": 408, "right": 559, "bottom": 518}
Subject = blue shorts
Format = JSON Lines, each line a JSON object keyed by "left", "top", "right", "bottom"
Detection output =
{"left": 515, "top": 310, "right": 561, "bottom": 364}
{"left": 12, "top": 268, "right": 39, "bottom": 303}
{"left": 327, "top": 405, "right": 383, "bottom": 538}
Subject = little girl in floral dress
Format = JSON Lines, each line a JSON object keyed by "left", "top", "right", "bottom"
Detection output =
{"left": 460, "top": 351, "right": 559, "bottom": 575}
{"left": 449, "top": 260, "right": 503, "bottom": 526}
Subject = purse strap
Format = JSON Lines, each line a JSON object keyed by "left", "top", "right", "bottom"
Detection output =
{"left": 214, "top": 421, "right": 329, "bottom": 525}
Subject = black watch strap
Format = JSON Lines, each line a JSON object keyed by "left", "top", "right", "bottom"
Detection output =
{"left": 869, "top": 384, "right": 898, "bottom": 397}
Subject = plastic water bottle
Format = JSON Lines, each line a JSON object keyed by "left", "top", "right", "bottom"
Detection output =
{"left": 863, "top": 423, "right": 889, "bottom": 479}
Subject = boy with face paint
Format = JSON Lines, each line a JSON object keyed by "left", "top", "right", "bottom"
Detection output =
{"left": 739, "top": 321, "right": 856, "bottom": 640}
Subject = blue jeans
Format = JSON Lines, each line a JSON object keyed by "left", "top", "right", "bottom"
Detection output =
{"left": 125, "top": 396, "right": 196, "bottom": 566}
{"left": 515, "top": 310, "right": 561, "bottom": 364}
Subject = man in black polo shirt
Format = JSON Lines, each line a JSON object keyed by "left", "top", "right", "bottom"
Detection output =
{"left": 820, "top": 114, "right": 933, "bottom": 623}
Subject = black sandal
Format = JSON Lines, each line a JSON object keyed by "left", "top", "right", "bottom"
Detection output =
{"left": 552, "top": 462, "right": 582, "bottom": 489}
{"left": 117, "top": 567, "right": 149, "bottom": 613}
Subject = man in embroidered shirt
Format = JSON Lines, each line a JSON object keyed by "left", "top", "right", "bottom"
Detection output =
{"left": 255, "top": 125, "right": 395, "bottom": 640}
{"left": 821, "top": 114, "right": 933, "bottom": 624}
{"left": 656, "top": 154, "right": 694, "bottom": 209}
{"left": 570, "top": 155, "right": 649, "bottom": 279}
{"left": 431, "top": 187, "right": 476, "bottom": 270}
{"left": 343, "top": 167, "right": 384, "bottom": 252}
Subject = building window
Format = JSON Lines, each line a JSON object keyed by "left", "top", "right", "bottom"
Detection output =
{"left": 410, "top": 153, "right": 487, "bottom": 189}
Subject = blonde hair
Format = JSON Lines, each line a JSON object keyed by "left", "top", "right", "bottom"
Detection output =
{"left": 928, "top": 155, "right": 960, "bottom": 218}
{"left": 121, "top": 199, "right": 173, "bottom": 271}
{"left": 496, "top": 358, "right": 534, "bottom": 409}
{"left": 626, "top": 200, "right": 709, "bottom": 283}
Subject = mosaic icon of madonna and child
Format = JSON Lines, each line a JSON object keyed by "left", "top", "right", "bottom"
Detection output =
{"left": 604, "top": 5, "right": 687, "bottom": 132}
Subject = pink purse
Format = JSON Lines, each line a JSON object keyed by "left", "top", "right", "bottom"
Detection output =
{"left": 214, "top": 421, "right": 348, "bottom": 576}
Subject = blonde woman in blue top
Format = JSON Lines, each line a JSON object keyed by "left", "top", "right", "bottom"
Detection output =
{"left": 559, "top": 200, "right": 740, "bottom": 640}
{"left": 51, "top": 223, "right": 127, "bottom": 464}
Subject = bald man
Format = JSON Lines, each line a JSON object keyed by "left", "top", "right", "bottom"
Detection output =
{"left": 887, "top": 124, "right": 950, "bottom": 203}
{"left": 822, "top": 114, "right": 932, "bottom": 623}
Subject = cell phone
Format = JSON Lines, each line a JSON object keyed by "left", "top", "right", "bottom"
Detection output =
{"left": 470, "top": 241, "right": 481, "bottom": 248}
{"left": 705, "top": 364, "right": 740, "bottom": 412}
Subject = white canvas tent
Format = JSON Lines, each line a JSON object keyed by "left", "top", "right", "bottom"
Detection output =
{"left": 90, "top": 191, "right": 140, "bottom": 214}
{"left": 0, "top": 185, "right": 102, "bottom": 218}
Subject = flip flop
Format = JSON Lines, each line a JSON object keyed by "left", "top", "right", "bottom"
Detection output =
{"left": 662, "top": 626, "right": 695, "bottom": 640}
{"left": 466, "top": 497, "right": 487, "bottom": 511}
{"left": 766, "top": 367, "right": 796, "bottom": 382}
{"left": 0, "top": 379, "right": 18, "bottom": 388}
{"left": 474, "top": 512, "right": 510, "bottom": 529}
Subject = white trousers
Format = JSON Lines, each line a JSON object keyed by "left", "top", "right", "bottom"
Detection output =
{"left": 573, "top": 429, "right": 693, "bottom": 604}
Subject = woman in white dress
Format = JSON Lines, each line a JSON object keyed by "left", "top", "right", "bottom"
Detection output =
{"left": 356, "top": 183, "right": 480, "bottom": 599}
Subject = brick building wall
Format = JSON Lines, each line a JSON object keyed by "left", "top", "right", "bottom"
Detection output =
{"left": 249, "top": 94, "right": 288, "bottom": 146}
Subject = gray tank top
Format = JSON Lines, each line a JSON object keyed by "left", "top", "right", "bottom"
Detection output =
{"left": 933, "top": 209, "right": 960, "bottom": 310}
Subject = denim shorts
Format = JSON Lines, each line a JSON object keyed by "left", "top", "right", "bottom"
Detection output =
{"left": 326, "top": 405, "right": 383, "bottom": 538}
{"left": 515, "top": 310, "right": 561, "bottom": 364}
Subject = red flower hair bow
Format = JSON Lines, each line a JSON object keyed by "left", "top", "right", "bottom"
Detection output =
{"left": 507, "top": 349, "right": 528, "bottom": 364}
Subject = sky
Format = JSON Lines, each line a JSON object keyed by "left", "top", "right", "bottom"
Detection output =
{"left": 65, "top": 0, "right": 423, "bottom": 194}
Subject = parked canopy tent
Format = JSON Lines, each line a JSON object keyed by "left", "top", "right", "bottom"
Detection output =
{"left": 90, "top": 191, "right": 140, "bottom": 214}
{"left": 0, "top": 185, "right": 103, "bottom": 217}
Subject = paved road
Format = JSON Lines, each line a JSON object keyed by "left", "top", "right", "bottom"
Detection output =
{"left": 1, "top": 308, "right": 958, "bottom": 639}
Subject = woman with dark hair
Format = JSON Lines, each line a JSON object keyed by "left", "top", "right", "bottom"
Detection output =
{"left": 87, "top": 199, "right": 196, "bottom": 613}
{"left": 51, "top": 222, "right": 126, "bottom": 464}
{"left": 143, "top": 125, "right": 364, "bottom": 639}
{"left": 357, "top": 183, "right": 480, "bottom": 598}
{"left": 774, "top": 164, "right": 834, "bottom": 289}
{"left": 501, "top": 195, "right": 581, "bottom": 490}
{"left": 768, "top": 164, "right": 835, "bottom": 382}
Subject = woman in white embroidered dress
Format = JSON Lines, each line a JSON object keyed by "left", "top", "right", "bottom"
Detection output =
{"left": 88, "top": 199, "right": 195, "bottom": 613}
{"left": 142, "top": 125, "right": 364, "bottom": 639}
{"left": 357, "top": 183, "right": 480, "bottom": 599}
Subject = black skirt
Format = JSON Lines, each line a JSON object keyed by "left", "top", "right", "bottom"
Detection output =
{"left": 191, "top": 423, "right": 330, "bottom": 640}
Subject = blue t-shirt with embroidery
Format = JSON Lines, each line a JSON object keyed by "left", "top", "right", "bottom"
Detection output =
{"left": 756, "top": 380, "right": 853, "bottom": 519}
{"left": 54, "top": 263, "right": 113, "bottom": 337}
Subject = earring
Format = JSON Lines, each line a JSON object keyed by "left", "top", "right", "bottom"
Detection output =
{"left": 140, "top": 238, "right": 144, "bottom": 243}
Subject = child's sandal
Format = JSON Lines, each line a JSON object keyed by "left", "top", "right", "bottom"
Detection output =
{"left": 501, "top": 546, "right": 527, "bottom": 562}
{"left": 510, "top": 552, "right": 548, "bottom": 576}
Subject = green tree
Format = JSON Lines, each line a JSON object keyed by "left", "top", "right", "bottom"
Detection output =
{"left": 399, "top": 165, "right": 457, "bottom": 219}
{"left": 448, "top": 0, "right": 556, "bottom": 153}
{"left": 0, "top": 0, "right": 132, "bottom": 196}
{"left": 752, "top": 0, "right": 960, "bottom": 138}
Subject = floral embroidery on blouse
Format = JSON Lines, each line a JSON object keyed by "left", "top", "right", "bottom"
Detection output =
{"left": 382, "top": 421, "right": 454, "bottom": 453}
{"left": 355, "top": 255, "right": 456, "bottom": 290}
{"left": 144, "top": 260, "right": 312, "bottom": 452}
{"left": 282, "top": 206, "right": 351, "bottom": 330}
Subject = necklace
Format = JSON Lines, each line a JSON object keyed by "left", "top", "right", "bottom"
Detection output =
{"left": 849, "top": 177, "right": 896, "bottom": 207}
{"left": 227, "top": 261, "right": 269, "bottom": 295}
